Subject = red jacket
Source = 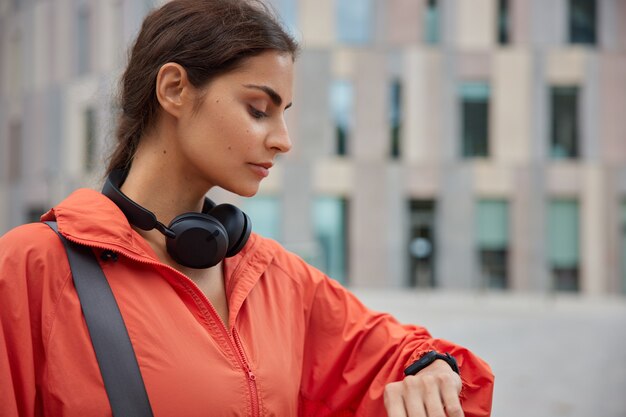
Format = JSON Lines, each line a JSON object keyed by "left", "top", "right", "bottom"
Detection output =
{"left": 0, "top": 189, "right": 493, "bottom": 416}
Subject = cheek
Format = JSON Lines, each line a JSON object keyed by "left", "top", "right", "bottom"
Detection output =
{"left": 196, "top": 102, "right": 261, "bottom": 153}
{"left": 230, "top": 121, "right": 264, "bottom": 152}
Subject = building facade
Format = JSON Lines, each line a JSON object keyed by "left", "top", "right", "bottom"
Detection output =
{"left": 1, "top": 0, "right": 626, "bottom": 295}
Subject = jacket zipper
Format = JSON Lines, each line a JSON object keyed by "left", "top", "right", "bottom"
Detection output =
{"left": 233, "top": 328, "right": 260, "bottom": 417}
{"left": 61, "top": 237, "right": 261, "bottom": 417}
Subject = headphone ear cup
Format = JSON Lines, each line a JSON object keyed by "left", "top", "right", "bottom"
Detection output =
{"left": 166, "top": 213, "right": 229, "bottom": 268}
{"left": 208, "top": 204, "right": 251, "bottom": 257}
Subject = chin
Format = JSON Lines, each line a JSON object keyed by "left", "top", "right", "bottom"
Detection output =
{"left": 239, "top": 190, "right": 258, "bottom": 198}
{"left": 230, "top": 183, "right": 260, "bottom": 198}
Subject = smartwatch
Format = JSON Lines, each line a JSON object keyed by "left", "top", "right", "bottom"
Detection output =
{"left": 404, "top": 351, "right": 460, "bottom": 376}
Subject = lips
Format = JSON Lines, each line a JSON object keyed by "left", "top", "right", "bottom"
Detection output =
{"left": 253, "top": 162, "right": 273, "bottom": 169}
{"left": 249, "top": 162, "right": 273, "bottom": 178}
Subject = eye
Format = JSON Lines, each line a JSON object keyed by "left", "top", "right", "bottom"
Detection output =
{"left": 248, "top": 106, "right": 268, "bottom": 119}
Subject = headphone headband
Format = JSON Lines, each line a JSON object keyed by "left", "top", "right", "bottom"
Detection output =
{"left": 102, "top": 169, "right": 158, "bottom": 231}
{"left": 101, "top": 168, "right": 251, "bottom": 269}
{"left": 102, "top": 169, "right": 216, "bottom": 239}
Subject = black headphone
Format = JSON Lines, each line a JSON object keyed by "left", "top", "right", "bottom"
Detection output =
{"left": 102, "top": 169, "right": 251, "bottom": 269}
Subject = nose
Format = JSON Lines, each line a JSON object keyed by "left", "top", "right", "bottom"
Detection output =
{"left": 267, "top": 118, "right": 292, "bottom": 154}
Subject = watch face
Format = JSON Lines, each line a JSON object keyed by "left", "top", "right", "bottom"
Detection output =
{"left": 419, "top": 351, "right": 439, "bottom": 364}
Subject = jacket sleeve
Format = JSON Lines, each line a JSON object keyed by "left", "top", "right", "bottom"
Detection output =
{"left": 297, "top": 268, "right": 494, "bottom": 417}
{"left": 0, "top": 224, "right": 69, "bottom": 417}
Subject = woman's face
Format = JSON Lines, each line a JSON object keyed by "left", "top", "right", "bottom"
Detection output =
{"left": 175, "top": 50, "right": 294, "bottom": 197}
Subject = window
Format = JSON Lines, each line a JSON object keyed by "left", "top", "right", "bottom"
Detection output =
{"left": 550, "top": 86, "right": 579, "bottom": 159}
{"left": 569, "top": 0, "right": 597, "bottom": 45}
{"left": 84, "top": 107, "right": 97, "bottom": 171}
{"left": 622, "top": 200, "right": 626, "bottom": 294}
{"left": 330, "top": 80, "right": 353, "bottom": 156}
{"left": 460, "top": 82, "right": 490, "bottom": 158}
{"left": 497, "top": 0, "right": 510, "bottom": 45}
{"left": 476, "top": 199, "right": 509, "bottom": 289}
{"left": 7, "top": 120, "right": 22, "bottom": 183}
{"left": 9, "top": 32, "right": 22, "bottom": 95}
{"left": 26, "top": 206, "right": 48, "bottom": 223}
{"left": 76, "top": 5, "right": 92, "bottom": 75}
{"left": 336, "top": 0, "right": 373, "bottom": 44}
{"left": 241, "top": 196, "right": 281, "bottom": 241}
{"left": 424, "top": 0, "right": 440, "bottom": 44}
{"left": 112, "top": 0, "right": 125, "bottom": 67}
{"left": 408, "top": 200, "right": 436, "bottom": 288}
{"left": 389, "top": 79, "right": 402, "bottom": 159}
{"left": 548, "top": 199, "right": 580, "bottom": 292}
{"left": 312, "top": 197, "right": 348, "bottom": 284}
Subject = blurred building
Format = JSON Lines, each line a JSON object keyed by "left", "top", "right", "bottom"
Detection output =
{"left": 1, "top": 0, "right": 625, "bottom": 295}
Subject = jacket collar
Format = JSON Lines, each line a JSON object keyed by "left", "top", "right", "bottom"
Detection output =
{"left": 42, "top": 188, "right": 155, "bottom": 259}
{"left": 41, "top": 188, "right": 276, "bottom": 321}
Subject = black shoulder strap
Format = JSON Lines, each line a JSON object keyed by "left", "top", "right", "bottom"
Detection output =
{"left": 45, "top": 221, "right": 154, "bottom": 417}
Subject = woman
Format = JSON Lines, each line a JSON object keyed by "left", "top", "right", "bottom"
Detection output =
{"left": 0, "top": 1, "right": 493, "bottom": 416}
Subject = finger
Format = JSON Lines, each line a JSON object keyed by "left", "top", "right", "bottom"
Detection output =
{"left": 421, "top": 375, "right": 447, "bottom": 417}
{"left": 440, "top": 382, "right": 464, "bottom": 417}
{"left": 384, "top": 383, "right": 408, "bottom": 417}
{"left": 401, "top": 377, "right": 428, "bottom": 417}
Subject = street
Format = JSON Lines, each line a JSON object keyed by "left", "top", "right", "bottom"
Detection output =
{"left": 352, "top": 289, "right": 626, "bottom": 417}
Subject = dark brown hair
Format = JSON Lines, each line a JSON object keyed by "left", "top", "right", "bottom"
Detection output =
{"left": 107, "top": 0, "right": 299, "bottom": 174}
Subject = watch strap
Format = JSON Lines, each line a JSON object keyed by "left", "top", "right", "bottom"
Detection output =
{"left": 404, "top": 351, "right": 460, "bottom": 376}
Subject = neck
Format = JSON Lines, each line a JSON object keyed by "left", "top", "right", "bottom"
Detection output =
{"left": 120, "top": 133, "right": 210, "bottom": 227}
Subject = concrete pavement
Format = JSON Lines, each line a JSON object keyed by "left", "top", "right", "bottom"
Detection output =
{"left": 351, "top": 289, "right": 626, "bottom": 417}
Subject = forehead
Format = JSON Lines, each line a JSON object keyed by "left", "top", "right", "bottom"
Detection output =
{"left": 237, "top": 50, "right": 294, "bottom": 73}
{"left": 216, "top": 51, "right": 294, "bottom": 97}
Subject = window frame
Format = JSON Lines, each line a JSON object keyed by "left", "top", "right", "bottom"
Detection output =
{"left": 569, "top": 0, "right": 597, "bottom": 46}
{"left": 550, "top": 85, "right": 580, "bottom": 160}
{"left": 459, "top": 81, "right": 491, "bottom": 159}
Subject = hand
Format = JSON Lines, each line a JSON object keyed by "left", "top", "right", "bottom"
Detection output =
{"left": 383, "top": 359, "right": 464, "bottom": 417}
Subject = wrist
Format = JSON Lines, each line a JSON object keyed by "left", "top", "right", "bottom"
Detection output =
{"left": 404, "top": 351, "right": 460, "bottom": 377}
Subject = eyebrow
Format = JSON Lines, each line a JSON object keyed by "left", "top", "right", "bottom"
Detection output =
{"left": 243, "top": 84, "right": 292, "bottom": 109}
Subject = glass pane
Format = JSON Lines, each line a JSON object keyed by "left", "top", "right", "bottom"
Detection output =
{"left": 551, "top": 86, "right": 579, "bottom": 159}
{"left": 622, "top": 200, "right": 626, "bottom": 293}
{"left": 9, "top": 33, "right": 22, "bottom": 94}
{"left": 569, "top": 0, "right": 597, "bottom": 45}
{"left": 77, "top": 6, "right": 92, "bottom": 75}
{"left": 461, "top": 82, "right": 490, "bottom": 100}
{"left": 548, "top": 199, "right": 580, "bottom": 291}
{"left": 241, "top": 196, "right": 281, "bottom": 241}
{"left": 84, "top": 107, "right": 97, "bottom": 171}
{"left": 480, "top": 249, "right": 508, "bottom": 289}
{"left": 548, "top": 199, "right": 580, "bottom": 267}
{"left": 408, "top": 200, "right": 436, "bottom": 288}
{"left": 497, "top": 0, "right": 510, "bottom": 45}
{"left": 477, "top": 200, "right": 509, "bottom": 289}
{"left": 312, "top": 197, "right": 348, "bottom": 284}
{"left": 337, "top": 0, "right": 373, "bottom": 44}
{"left": 424, "top": 0, "right": 440, "bottom": 44}
{"left": 330, "top": 80, "right": 353, "bottom": 156}
{"left": 460, "top": 82, "right": 490, "bottom": 158}
{"left": 553, "top": 267, "right": 580, "bottom": 291}
{"left": 26, "top": 206, "right": 48, "bottom": 223}
{"left": 389, "top": 79, "right": 402, "bottom": 159}
{"left": 476, "top": 199, "right": 509, "bottom": 249}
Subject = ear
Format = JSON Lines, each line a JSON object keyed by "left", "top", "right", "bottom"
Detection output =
{"left": 155, "top": 62, "right": 193, "bottom": 119}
